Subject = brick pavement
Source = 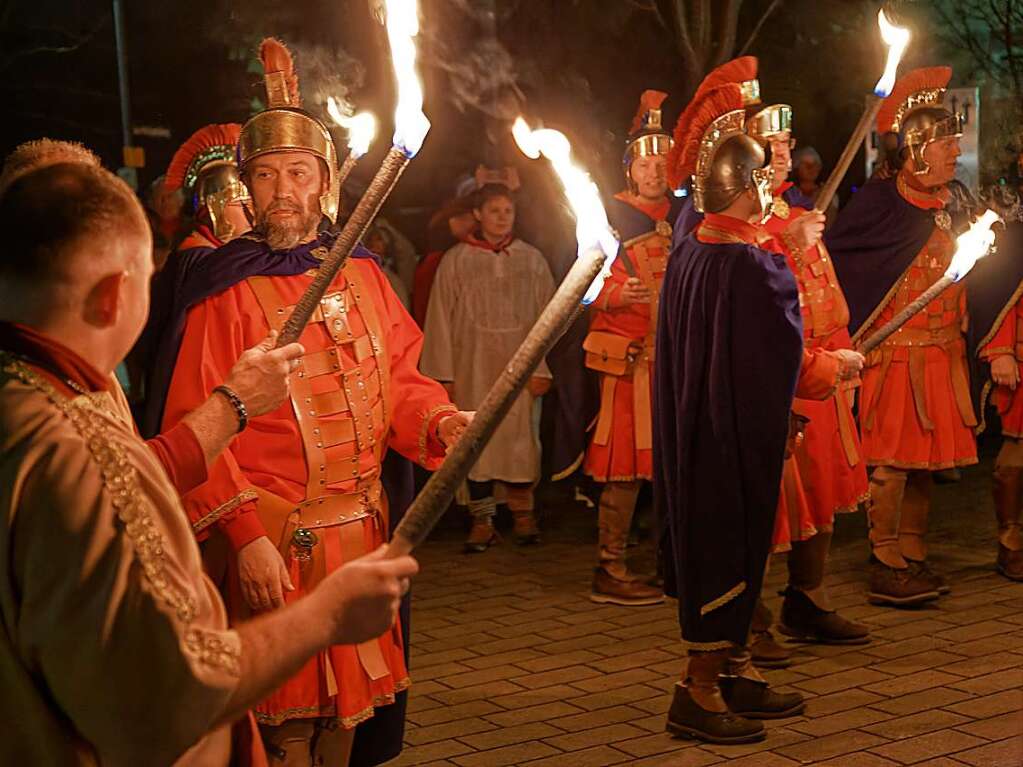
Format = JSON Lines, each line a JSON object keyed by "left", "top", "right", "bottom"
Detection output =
{"left": 391, "top": 461, "right": 1023, "bottom": 766}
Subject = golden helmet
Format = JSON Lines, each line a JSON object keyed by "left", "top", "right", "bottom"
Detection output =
{"left": 238, "top": 38, "right": 340, "bottom": 223}
{"left": 877, "top": 67, "right": 963, "bottom": 176}
{"left": 166, "top": 123, "right": 250, "bottom": 241}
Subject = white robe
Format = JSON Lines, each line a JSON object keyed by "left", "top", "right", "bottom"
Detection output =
{"left": 421, "top": 238, "right": 555, "bottom": 483}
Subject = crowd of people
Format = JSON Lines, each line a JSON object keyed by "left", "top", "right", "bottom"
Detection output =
{"left": 0, "top": 29, "right": 1022, "bottom": 767}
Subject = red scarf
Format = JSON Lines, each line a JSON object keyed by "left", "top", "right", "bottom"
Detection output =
{"left": 897, "top": 169, "right": 950, "bottom": 211}
{"left": 696, "top": 212, "right": 771, "bottom": 247}
{"left": 465, "top": 231, "right": 514, "bottom": 253}
{"left": 0, "top": 321, "right": 109, "bottom": 394}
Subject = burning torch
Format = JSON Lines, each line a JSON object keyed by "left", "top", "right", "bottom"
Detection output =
{"left": 386, "top": 119, "right": 619, "bottom": 555}
{"left": 858, "top": 210, "right": 1003, "bottom": 354}
{"left": 814, "top": 9, "right": 911, "bottom": 213}
{"left": 326, "top": 99, "right": 378, "bottom": 186}
{"left": 277, "top": 0, "right": 430, "bottom": 347}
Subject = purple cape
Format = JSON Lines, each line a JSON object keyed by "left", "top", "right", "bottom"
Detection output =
{"left": 140, "top": 227, "right": 375, "bottom": 437}
{"left": 825, "top": 178, "right": 938, "bottom": 336}
{"left": 966, "top": 221, "right": 1023, "bottom": 428}
{"left": 654, "top": 232, "right": 803, "bottom": 647}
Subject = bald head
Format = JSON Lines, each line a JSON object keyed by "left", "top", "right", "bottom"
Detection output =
{"left": 0, "top": 139, "right": 101, "bottom": 195}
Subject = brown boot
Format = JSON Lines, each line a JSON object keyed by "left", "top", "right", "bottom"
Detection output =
{"left": 592, "top": 481, "right": 663, "bottom": 605}
{"left": 590, "top": 566, "right": 664, "bottom": 606}
{"left": 667, "top": 651, "right": 765, "bottom": 744}
{"left": 868, "top": 467, "right": 909, "bottom": 569}
{"left": 512, "top": 509, "right": 539, "bottom": 545}
{"left": 506, "top": 484, "right": 540, "bottom": 545}
{"left": 868, "top": 558, "right": 939, "bottom": 606}
{"left": 750, "top": 599, "right": 791, "bottom": 669}
{"left": 465, "top": 498, "right": 498, "bottom": 553}
{"left": 993, "top": 463, "right": 1023, "bottom": 581}
{"left": 897, "top": 470, "right": 932, "bottom": 565}
{"left": 906, "top": 559, "right": 950, "bottom": 595}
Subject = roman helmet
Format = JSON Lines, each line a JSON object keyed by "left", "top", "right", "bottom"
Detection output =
{"left": 166, "top": 123, "right": 249, "bottom": 241}
{"left": 876, "top": 66, "right": 963, "bottom": 176}
{"left": 676, "top": 83, "right": 772, "bottom": 218}
{"left": 623, "top": 90, "right": 673, "bottom": 193}
{"left": 238, "top": 38, "right": 341, "bottom": 222}
{"left": 667, "top": 56, "right": 762, "bottom": 190}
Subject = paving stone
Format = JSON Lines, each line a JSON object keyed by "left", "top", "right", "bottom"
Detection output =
{"left": 388, "top": 739, "right": 474, "bottom": 766}
{"left": 943, "top": 689, "right": 1022, "bottom": 718}
{"left": 952, "top": 735, "right": 1023, "bottom": 767}
{"left": 546, "top": 704, "right": 645, "bottom": 732}
{"left": 542, "top": 722, "right": 647, "bottom": 752}
{"left": 614, "top": 732, "right": 702, "bottom": 759}
{"left": 810, "top": 755, "right": 902, "bottom": 767}
{"left": 520, "top": 745, "right": 625, "bottom": 767}
{"left": 778, "top": 730, "right": 889, "bottom": 763}
{"left": 863, "top": 669, "right": 964, "bottom": 697}
{"left": 862, "top": 709, "right": 973, "bottom": 740}
{"left": 936, "top": 620, "right": 1019, "bottom": 643}
{"left": 870, "top": 650, "right": 966, "bottom": 677}
{"left": 569, "top": 667, "right": 663, "bottom": 693}
{"left": 437, "top": 664, "right": 535, "bottom": 689}
{"left": 625, "top": 748, "right": 723, "bottom": 767}
{"left": 429, "top": 679, "right": 525, "bottom": 705}
{"left": 514, "top": 650, "right": 606, "bottom": 673}
{"left": 404, "top": 717, "right": 498, "bottom": 746}
{"left": 954, "top": 710, "right": 1023, "bottom": 741}
{"left": 409, "top": 700, "right": 504, "bottom": 728}
{"left": 869, "top": 730, "right": 987, "bottom": 764}
{"left": 459, "top": 721, "right": 563, "bottom": 751}
{"left": 483, "top": 701, "right": 584, "bottom": 728}
{"left": 789, "top": 706, "right": 890, "bottom": 737}
{"left": 948, "top": 668, "right": 1023, "bottom": 696}
{"left": 801, "top": 688, "right": 888, "bottom": 716}
{"left": 793, "top": 666, "right": 893, "bottom": 695}
{"left": 451, "top": 742, "right": 562, "bottom": 767}
{"left": 871, "top": 686, "right": 973, "bottom": 716}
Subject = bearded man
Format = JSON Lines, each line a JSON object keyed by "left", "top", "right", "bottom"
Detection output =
{"left": 153, "top": 39, "right": 468, "bottom": 766}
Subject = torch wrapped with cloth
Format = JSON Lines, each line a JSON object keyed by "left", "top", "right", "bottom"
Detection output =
{"left": 276, "top": 0, "right": 431, "bottom": 347}
{"left": 386, "top": 121, "right": 620, "bottom": 556}
{"left": 814, "top": 9, "right": 911, "bottom": 213}
{"left": 858, "top": 210, "right": 1003, "bottom": 354}
{"left": 327, "top": 98, "right": 378, "bottom": 187}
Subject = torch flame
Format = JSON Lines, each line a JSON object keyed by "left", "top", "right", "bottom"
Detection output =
{"left": 384, "top": 0, "right": 430, "bottom": 156}
{"left": 326, "top": 98, "right": 378, "bottom": 159}
{"left": 512, "top": 117, "right": 619, "bottom": 304}
{"left": 874, "top": 9, "right": 911, "bottom": 97}
{"left": 945, "top": 209, "right": 1002, "bottom": 282}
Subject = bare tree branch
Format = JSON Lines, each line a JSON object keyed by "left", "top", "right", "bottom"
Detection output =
{"left": 738, "top": 0, "right": 782, "bottom": 56}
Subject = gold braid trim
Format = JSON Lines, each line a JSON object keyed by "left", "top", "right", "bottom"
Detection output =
{"left": 682, "top": 639, "right": 735, "bottom": 652}
{"left": 192, "top": 489, "right": 259, "bottom": 535}
{"left": 0, "top": 355, "right": 240, "bottom": 676}
{"left": 255, "top": 677, "right": 411, "bottom": 728}
{"left": 699, "top": 580, "right": 746, "bottom": 616}
{"left": 418, "top": 403, "right": 458, "bottom": 466}
{"left": 551, "top": 451, "right": 585, "bottom": 482}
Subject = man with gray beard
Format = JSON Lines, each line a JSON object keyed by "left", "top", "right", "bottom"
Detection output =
{"left": 149, "top": 38, "right": 468, "bottom": 766}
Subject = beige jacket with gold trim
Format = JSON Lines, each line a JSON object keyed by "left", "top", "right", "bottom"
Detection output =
{"left": 0, "top": 359, "right": 240, "bottom": 766}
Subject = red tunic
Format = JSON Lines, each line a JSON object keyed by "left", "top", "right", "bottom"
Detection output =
{"left": 692, "top": 215, "right": 840, "bottom": 550}
{"left": 856, "top": 175, "right": 978, "bottom": 470}
{"left": 980, "top": 298, "right": 1023, "bottom": 438}
{"left": 583, "top": 194, "right": 671, "bottom": 483}
{"left": 163, "top": 258, "right": 454, "bottom": 729}
{"left": 763, "top": 188, "right": 869, "bottom": 534}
